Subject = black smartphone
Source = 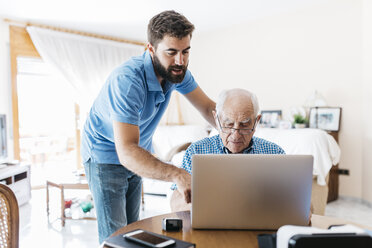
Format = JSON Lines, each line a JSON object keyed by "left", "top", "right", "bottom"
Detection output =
{"left": 123, "top": 229, "right": 176, "bottom": 248}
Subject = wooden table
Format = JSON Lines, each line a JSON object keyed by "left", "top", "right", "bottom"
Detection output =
{"left": 106, "top": 211, "right": 368, "bottom": 248}
{"left": 46, "top": 179, "right": 96, "bottom": 226}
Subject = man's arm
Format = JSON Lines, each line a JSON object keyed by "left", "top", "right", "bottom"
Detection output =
{"left": 113, "top": 121, "right": 191, "bottom": 203}
{"left": 170, "top": 190, "right": 191, "bottom": 212}
{"left": 169, "top": 144, "right": 194, "bottom": 210}
{"left": 184, "top": 86, "right": 216, "bottom": 128}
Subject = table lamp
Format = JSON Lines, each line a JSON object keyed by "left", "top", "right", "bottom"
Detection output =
{"left": 304, "top": 91, "right": 327, "bottom": 128}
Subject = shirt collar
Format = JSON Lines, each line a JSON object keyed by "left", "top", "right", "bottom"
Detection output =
{"left": 144, "top": 50, "right": 164, "bottom": 92}
{"left": 221, "top": 137, "right": 255, "bottom": 154}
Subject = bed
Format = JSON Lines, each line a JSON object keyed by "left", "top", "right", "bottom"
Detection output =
{"left": 254, "top": 127, "right": 341, "bottom": 186}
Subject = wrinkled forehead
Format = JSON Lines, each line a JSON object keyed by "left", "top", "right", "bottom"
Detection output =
{"left": 219, "top": 110, "right": 256, "bottom": 124}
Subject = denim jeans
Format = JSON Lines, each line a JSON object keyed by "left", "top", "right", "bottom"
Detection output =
{"left": 84, "top": 160, "right": 142, "bottom": 244}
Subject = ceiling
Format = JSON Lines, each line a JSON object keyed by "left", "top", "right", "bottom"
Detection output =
{"left": 0, "top": 0, "right": 325, "bottom": 42}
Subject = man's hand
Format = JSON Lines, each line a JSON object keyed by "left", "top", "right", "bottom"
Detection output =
{"left": 170, "top": 190, "right": 192, "bottom": 212}
{"left": 308, "top": 204, "right": 314, "bottom": 226}
{"left": 174, "top": 169, "right": 192, "bottom": 203}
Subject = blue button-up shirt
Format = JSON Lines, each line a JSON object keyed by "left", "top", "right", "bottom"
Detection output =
{"left": 82, "top": 51, "right": 198, "bottom": 165}
{"left": 171, "top": 135, "right": 285, "bottom": 190}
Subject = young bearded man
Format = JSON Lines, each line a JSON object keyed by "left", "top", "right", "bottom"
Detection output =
{"left": 81, "top": 10, "right": 216, "bottom": 243}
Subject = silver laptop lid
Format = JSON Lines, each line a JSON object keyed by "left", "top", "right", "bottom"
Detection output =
{"left": 191, "top": 154, "right": 313, "bottom": 230}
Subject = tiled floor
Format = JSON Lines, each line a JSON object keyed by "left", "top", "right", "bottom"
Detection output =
{"left": 325, "top": 196, "right": 372, "bottom": 227}
{"left": 20, "top": 189, "right": 372, "bottom": 248}
{"left": 20, "top": 189, "right": 99, "bottom": 248}
{"left": 19, "top": 189, "right": 170, "bottom": 248}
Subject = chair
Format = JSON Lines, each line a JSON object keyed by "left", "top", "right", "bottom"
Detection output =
{"left": 0, "top": 184, "right": 19, "bottom": 248}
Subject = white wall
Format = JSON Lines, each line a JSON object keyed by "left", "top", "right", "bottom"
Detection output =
{"left": 0, "top": 20, "right": 13, "bottom": 160}
{"left": 186, "top": 1, "right": 366, "bottom": 199}
{"left": 362, "top": 0, "right": 372, "bottom": 204}
{"left": 1, "top": 1, "right": 371, "bottom": 202}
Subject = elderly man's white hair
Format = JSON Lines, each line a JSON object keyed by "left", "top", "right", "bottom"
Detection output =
{"left": 216, "top": 89, "right": 260, "bottom": 116}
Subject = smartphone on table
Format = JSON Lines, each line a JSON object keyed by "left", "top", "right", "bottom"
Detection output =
{"left": 123, "top": 229, "right": 176, "bottom": 248}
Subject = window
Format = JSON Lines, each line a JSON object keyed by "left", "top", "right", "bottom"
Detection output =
{"left": 17, "top": 57, "right": 78, "bottom": 186}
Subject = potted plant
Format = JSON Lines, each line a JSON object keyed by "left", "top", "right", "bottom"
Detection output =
{"left": 293, "top": 114, "right": 308, "bottom": 128}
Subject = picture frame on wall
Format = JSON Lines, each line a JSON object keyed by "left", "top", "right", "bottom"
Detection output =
{"left": 309, "top": 107, "right": 341, "bottom": 131}
{"left": 259, "top": 110, "right": 282, "bottom": 128}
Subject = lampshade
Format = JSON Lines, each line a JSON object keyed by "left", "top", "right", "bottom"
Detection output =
{"left": 304, "top": 90, "right": 327, "bottom": 108}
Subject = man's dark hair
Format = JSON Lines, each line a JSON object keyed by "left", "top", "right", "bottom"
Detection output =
{"left": 148, "top": 10, "right": 195, "bottom": 48}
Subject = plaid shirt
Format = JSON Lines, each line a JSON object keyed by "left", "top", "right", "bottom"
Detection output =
{"left": 171, "top": 135, "right": 285, "bottom": 190}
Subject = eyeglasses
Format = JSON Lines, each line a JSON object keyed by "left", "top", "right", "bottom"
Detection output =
{"left": 216, "top": 114, "right": 258, "bottom": 135}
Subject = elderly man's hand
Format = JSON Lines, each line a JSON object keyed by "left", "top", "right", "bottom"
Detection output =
{"left": 308, "top": 204, "right": 314, "bottom": 226}
{"left": 175, "top": 170, "right": 192, "bottom": 203}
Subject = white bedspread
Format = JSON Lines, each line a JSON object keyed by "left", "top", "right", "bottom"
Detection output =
{"left": 254, "top": 128, "right": 341, "bottom": 185}
{"left": 152, "top": 125, "right": 209, "bottom": 160}
{"left": 148, "top": 125, "right": 340, "bottom": 195}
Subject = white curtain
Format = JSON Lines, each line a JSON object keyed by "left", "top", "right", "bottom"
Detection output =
{"left": 26, "top": 26, "right": 145, "bottom": 116}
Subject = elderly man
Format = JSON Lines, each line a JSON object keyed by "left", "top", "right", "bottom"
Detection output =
{"left": 170, "top": 88, "right": 285, "bottom": 211}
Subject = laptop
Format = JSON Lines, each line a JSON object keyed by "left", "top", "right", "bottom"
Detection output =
{"left": 191, "top": 154, "right": 313, "bottom": 230}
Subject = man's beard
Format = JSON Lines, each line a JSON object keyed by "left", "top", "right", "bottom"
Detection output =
{"left": 153, "top": 54, "right": 187, "bottom": 84}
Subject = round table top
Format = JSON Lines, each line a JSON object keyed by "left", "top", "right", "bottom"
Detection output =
{"left": 106, "top": 211, "right": 363, "bottom": 248}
